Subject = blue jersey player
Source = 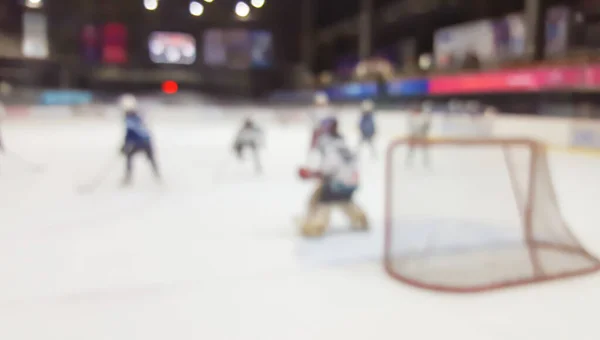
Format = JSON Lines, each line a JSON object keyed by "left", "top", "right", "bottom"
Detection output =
{"left": 358, "top": 99, "right": 376, "bottom": 158}
{"left": 119, "top": 94, "right": 161, "bottom": 185}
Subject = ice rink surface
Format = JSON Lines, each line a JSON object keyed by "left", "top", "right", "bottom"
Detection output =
{"left": 1, "top": 109, "right": 600, "bottom": 340}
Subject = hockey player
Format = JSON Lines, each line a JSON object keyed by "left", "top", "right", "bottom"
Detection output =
{"left": 358, "top": 99, "right": 376, "bottom": 159}
{"left": 405, "top": 102, "right": 433, "bottom": 167}
{"left": 298, "top": 117, "right": 368, "bottom": 237}
{"left": 119, "top": 94, "right": 161, "bottom": 186}
{"left": 233, "top": 117, "right": 263, "bottom": 173}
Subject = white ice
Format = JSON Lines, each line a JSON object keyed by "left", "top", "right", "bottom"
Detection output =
{"left": 0, "top": 110, "right": 599, "bottom": 340}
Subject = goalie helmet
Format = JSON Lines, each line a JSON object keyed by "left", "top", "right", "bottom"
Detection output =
{"left": 314, "top": 91, "right": 329, "bottom": 106}
{"left": 119, "top": 94, "right": 137, "bottom": 111}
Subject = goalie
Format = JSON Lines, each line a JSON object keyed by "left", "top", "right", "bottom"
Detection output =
{"left": 233, "top": 117, "right": 264, "bottom": 174}
{"left": 405, "top": 102, "right": 433, "bottom": 167}
{"left": 298, "top": 117, "right": 368, "bottom": 237}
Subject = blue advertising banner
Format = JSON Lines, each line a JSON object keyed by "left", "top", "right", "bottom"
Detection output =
{"left": 40, "top": 90, "right": 93, "bottom": 105}
{"left": 326, "top": 82, "right": 377, "bottom": 100}
{"left": 387, "top": 78, "right": 429, "bottom": 96}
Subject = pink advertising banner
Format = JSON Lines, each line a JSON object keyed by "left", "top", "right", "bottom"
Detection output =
{"left": 584, "top": 65, "right": 600, "bottom": 86}
{"left": 429, "top": 65, "right": 600, "bottom": 94}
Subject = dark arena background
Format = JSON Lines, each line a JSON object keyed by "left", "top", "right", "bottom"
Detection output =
{"left": 1, "top": 0, "right": 600, "bottom": 338}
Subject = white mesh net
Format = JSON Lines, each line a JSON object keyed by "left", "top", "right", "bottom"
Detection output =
{"left": 440, "top": 113, "right": 494, "bottom": 138}
{"left": 385, "top": 138, "right": 600, "bottom": 292}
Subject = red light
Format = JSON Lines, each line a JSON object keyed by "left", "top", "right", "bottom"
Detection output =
{"left": 162, "top": 80, "right": 178, "bottom": 94}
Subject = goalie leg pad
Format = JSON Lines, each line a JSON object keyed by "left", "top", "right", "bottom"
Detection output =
{"left": 301, "top": 204, "right": 331, "bottom": 237}
{"left": 301, "top": 183, "right": 328, "bottom": 237}
{"left": 308, "top": 182, "right": 324, "bottom": 208}
{"left": 338, "top": 202, "right": 369, "bottom": 230}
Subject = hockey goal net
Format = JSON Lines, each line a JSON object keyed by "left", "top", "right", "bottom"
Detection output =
{"left": 384, "top": 138, "right": 600, "bottom": 292}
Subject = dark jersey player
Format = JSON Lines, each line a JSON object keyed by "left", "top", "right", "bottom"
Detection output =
{"left": 119, "top": 94, "right": 161, "bottom": 186}
{"left": 358, "top": 99, "right": 376, "bottom": 159}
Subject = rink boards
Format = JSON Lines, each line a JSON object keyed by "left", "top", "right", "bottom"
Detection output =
{"left": 3, "top": 104, "right": 600, "bottom": 157}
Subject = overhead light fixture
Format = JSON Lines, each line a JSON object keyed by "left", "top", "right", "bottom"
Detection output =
{"left": 250, "top": 0, "right": 264, "bottom": 8}
{"left": 25, "top": 0, "right": 43, "bottom": 9}
{"left": 235, "top": 1, "right": 250, "bottom": 18}
{"left": 144, "top": 0, "right": 158, "bottom": 11}
{"left": 189, "top": 1, "right": 204, "bottom": 16}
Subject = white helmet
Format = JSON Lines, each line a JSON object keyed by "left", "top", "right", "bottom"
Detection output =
{"left": 120, "top": 94, "right": 137, "bottom": 111}
{"left": 314, "top": 92, "right": 329, "bottom": 106}
{"left": 361, "top": 99, "right": 374, "bottom": 111}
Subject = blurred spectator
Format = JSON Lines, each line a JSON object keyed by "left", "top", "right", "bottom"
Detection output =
{"left": 354, "top": 57, "right": 394, "bottom": 81}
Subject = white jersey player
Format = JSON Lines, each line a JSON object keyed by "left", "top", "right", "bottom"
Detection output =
{"left": 233, "top": 117, "right": 264, "bottom": 173}
{"left": 406, "top": 102, "right": 433, "bottom": 167}
{"left": 298, "top": 117, "right": 368, "bottom": 237}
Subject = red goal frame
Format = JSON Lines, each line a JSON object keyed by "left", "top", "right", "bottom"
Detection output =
{"left": 384, "top": 138, "right": 600, "bottom": 293}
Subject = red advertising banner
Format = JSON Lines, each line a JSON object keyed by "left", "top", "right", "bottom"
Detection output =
{"left": 429, "top": 65, "right": 600, "bottom": 94}
{"left": 102, "top": 23, "right": 127, "bottom": 64}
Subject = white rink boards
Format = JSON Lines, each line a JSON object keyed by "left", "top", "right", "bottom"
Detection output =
{"left": 0, "top": 110, "right": 600, "bottom": 340}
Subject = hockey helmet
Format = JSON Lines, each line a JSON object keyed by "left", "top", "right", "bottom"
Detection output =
{"left": 314, "top": 91, "right": 329, "bottom": 106}
{"left": 361, "top": 99, "right": 374, "bottom": 112}
{"left": 120, "top": 94, "right": 137, "bottom": 111}
{"left": 243, "top": 117, "right": 254, "bottom": 128}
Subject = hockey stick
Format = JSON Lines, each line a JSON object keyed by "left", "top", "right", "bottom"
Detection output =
{"left": 76, "top": 155, "right": 120, "bottom": 194}
{"left": 2, "top": 150, "right": 45, "bottom": 172}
